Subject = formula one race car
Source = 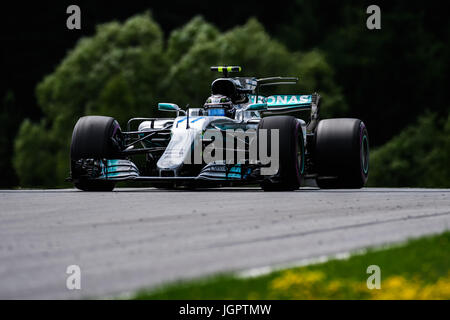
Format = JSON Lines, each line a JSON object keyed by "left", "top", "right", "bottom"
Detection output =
{"left": 69, "top": 66, "right": 369, "bottom": 191}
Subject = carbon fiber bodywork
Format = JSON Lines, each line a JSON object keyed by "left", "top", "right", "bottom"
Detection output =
{"left": 70, "top": 67, "right": 324, "bottom": 188}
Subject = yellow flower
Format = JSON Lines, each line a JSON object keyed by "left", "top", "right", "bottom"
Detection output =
{"left": 383, "top": 276, "right": 407, "bottom": 289}
{"left": 327, "top": 280, "right": 342, "bottom": 292}
{"left": 268, "top": 269, "right": 450, "bottom": 300}
{"left": 271, "top": 270, "right": 325, "bottom": 291}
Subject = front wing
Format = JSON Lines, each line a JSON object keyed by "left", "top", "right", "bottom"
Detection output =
{"left": 71, "top": 159, "right": 267, "bottom": 185}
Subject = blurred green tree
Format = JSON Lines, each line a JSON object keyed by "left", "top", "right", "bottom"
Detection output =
{"left": 14, "top": 12, "right": 167, "bottom": 187}
{"left": 368, "top": 112, "right": 450, "bottom": 187}
{"left": 165, "top": 18, "right": 347, "bottom": 116}
{"left": 274, "top": 1, "right": 450, "bottom": 147}
{"left": 13, "top": 13, "right": 347, "bottom": 187}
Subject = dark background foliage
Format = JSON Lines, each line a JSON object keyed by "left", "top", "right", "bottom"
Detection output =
{"left": 1, "top": 0, "right": 449, "bottom": 187}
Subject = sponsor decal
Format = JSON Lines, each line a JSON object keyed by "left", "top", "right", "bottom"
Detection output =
{"left": 249, "top": 95, "right": 312, "bottom": 106}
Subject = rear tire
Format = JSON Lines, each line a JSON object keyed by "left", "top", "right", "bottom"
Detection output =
{"left": 315, "top": 118, "right": 369, "bottom": 189}
{"left": 258, "top": 116, "right": 304, "bottom": 191}
{"left": 70, "top": 116, "right": 123, "bottom": 191}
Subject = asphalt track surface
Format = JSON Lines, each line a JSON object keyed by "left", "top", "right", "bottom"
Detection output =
{"left": 0, "top": 187, "right": 449, "bottom": 299}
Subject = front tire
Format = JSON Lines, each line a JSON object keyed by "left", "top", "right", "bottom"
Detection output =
{"left": 315, "top": 118, "right": 369, "bottom": 189}
{"left": 258, "top": 116, "right": 305, "bottom": 191}
{"left": 70, "top": 116, "right": 123, "bottom": 191}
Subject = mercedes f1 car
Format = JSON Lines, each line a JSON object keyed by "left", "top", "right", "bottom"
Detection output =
{"left": 69, "top": 66, "right": 369, "bottom": 191}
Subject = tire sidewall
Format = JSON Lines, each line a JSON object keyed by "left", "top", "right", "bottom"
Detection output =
{"left": 315, "top": 118, "right": 369, "bottom": 188}
{"left": 358, "top": 121, "right": 369, "bottom": 185}
{"left": 70, "top": 116, "right": 123, "bottom": 191}
{"left": 258, "top": 116, "right": 304, "bottom": 190}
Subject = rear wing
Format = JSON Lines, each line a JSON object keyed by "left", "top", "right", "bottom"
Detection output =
{"left": 209, "top": 66, "right": 320, "bottom": 129}
{"left": 249, "top": 93, "right": 321, "bottom": 132}
{"left": 249, "top": 94, "right": 313, "bottom": 114}
{"left": 250, "top": 76, "right": 314, "bottom": 114}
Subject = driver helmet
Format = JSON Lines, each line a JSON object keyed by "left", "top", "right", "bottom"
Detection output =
{"left": 203, "top": 95, "right": 234, "bottom": 117}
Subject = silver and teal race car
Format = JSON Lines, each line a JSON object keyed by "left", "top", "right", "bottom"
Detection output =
{"left": 69, "top": 66, "right": 369, "bottom": 191}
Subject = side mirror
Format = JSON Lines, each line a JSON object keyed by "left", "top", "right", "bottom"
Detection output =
{"left": 244, "top": 103, "right": 267, "bottom": 112}
{"left": 158, "top": 103, "right": 180, "bottom": 112}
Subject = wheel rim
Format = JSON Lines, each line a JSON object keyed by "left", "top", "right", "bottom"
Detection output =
{"left": 361, "top": 134, "right": 369, "bottom": 174}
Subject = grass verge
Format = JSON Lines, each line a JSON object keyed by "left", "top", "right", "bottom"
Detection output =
{"left": 130, "top": 231, "right": 450, "bottom": 299}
